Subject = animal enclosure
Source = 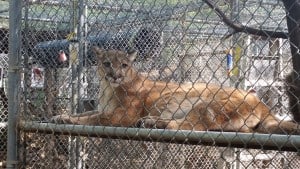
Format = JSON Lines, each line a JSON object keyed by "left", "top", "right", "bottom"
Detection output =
{"left": 3, "top": 0, "right": 300, "bottom": 169}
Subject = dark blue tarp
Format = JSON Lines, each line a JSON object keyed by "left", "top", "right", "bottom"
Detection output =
{"left": 33, "top": 28, "right": 161, "bottom": 68}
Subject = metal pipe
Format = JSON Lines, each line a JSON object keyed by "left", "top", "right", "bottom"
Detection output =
{"left": 74, "top": 1, "right": 86, "bottom": 168}
{"left": 19, "top": 121, "right": 300, "bottom": 152}
{"left": 68, "top": 1, "right": 80, "bottom": 168}
{"left": 77, "top": 0, "right": 86, "bottom": 114}
{"left": 7, "top": 0, "right": 22, "bottom": 168}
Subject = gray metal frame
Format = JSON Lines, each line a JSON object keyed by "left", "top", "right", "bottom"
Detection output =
{"left": 7, "top": 0, "right": 22, "bottom": 168}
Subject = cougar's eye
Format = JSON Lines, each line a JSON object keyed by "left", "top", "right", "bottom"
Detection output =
{"left": 103, "top": 62, "right": 111, "bottom": 67}
{"left": 121, "top": 63, "right": 128, "bottom": 68}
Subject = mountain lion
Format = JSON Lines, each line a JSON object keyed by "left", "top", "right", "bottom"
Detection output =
{"left": 51, "top": 46, "right": 300, "bottom": 134}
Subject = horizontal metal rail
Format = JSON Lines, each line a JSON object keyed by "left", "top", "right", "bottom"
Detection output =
{"left": 19, "top": 121, "right": 300, "bottom": 152}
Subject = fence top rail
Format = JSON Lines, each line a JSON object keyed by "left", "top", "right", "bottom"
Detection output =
{"left": 19, "top": 121, "right": 300, "bottom": 152}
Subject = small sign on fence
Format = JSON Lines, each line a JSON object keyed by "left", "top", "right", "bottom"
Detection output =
{"left": 31, "top": 66, "right": 44, "bottom": 88}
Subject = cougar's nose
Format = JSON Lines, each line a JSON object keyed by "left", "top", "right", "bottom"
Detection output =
{"left": 114, "top": 74, "right": 122, "bottom": 80}
{"left": 112, "top": 76, "right": 118, "bottom": 80}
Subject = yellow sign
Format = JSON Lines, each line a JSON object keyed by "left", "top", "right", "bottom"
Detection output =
{"left": 232, "top": 46, "right": 242, "bottom": 76}
{"left": 66, "top": 32, "right": 76, "bottom": 41}
{"left": 69, "top": 43, "right": 79, "bottom": 64}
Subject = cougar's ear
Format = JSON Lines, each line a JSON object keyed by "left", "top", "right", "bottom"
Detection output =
{"left": 247, "top": 88, "right": 258, "bottom": 97}
{"left": 92, "top": 46, "right": 104, "bottom": 58}
{"left": 127, "top": 50, "right": 137, "bottom": 62}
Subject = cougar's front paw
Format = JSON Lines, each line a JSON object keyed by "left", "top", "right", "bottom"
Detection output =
{"left": 50, "top": 114, "right": 72, "bottom": 124}
{"left": 136, "top": 116, "right": 159, "bottom": 128}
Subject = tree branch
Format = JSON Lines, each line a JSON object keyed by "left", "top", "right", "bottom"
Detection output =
{"left": 203, "top": 0, "right": 289, "bottom": 39}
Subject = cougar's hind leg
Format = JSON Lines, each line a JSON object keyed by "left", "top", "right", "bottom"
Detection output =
{"left": 276, "top": 121, "right": 300, "bottom": 134}
{"left": 255, "top": 115, "right": 300, "bottom": 134}
{"left": 137, "top": 116, "right": 171, "bottom": 128}
{"left": 51, "top": 114, "right": 74, "bottom": 124}
{"left": 256, "top": 121, "right": 297, "bottom": 134}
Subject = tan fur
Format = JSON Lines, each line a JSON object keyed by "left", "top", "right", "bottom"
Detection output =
{"left": 51, "top": 47, "right": 300, "bottom": 134}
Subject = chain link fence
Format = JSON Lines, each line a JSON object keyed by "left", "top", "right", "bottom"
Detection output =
{"left": 0, "top": 19, "right": 9, "bottom": 167}
{"left": 3, "top": 0, "right": 300, "bottom": 168}
{"left": 0, "top": 52, "right": 7, "bottom": 167}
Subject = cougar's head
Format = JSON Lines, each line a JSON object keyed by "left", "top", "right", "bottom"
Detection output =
{"left": 92, "top": 46, "right": 137, "bottom": 87}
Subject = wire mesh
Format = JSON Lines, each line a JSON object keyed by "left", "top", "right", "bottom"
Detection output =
{"left": 0, "top": 27, "right": 8, "bottom": 168}
{"left": 2, "top": 0, "right": 300, "bottom": 168}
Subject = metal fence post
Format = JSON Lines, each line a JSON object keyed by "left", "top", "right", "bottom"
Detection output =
{"left": 7, "top": 0, "right": 22, "bottom": 168}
